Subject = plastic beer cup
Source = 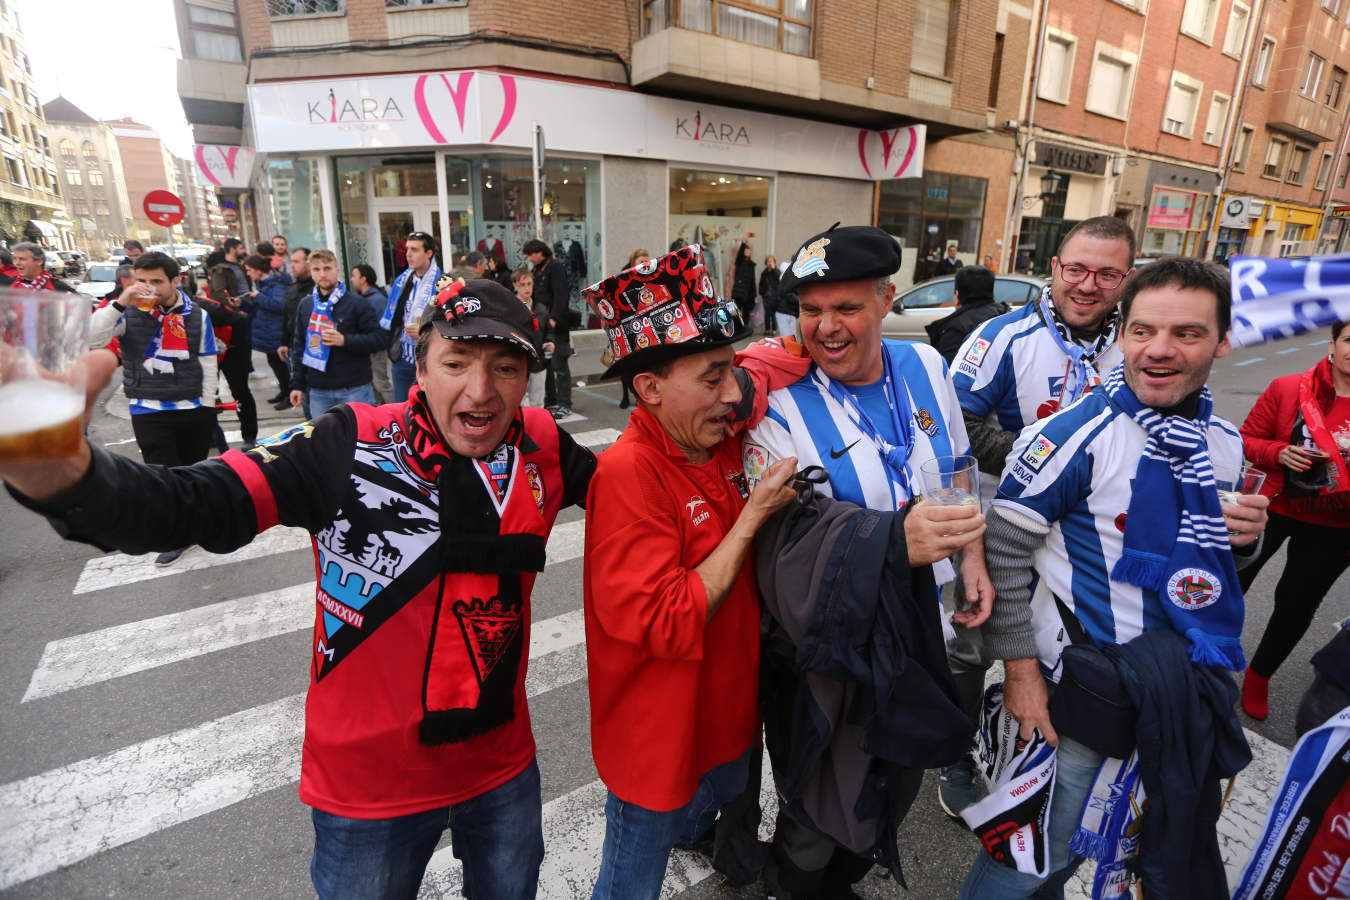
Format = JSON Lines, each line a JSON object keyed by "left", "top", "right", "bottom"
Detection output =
{"left": 0, "top": 289, "right": 89, "bottom": 462}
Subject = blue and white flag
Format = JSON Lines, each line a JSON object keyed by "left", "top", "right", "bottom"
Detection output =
{"left": 1229, "top": 255, "right": 1350, "bottom": 348}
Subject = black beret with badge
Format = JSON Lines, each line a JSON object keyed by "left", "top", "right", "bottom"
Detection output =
{"left": 418, "top": 276, "right": 544, "bottom": 371}
{"left": 778, "top": 223, "right": 903, "bottom": 296}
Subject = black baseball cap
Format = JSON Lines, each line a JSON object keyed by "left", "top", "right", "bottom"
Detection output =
{"left": 778, "top": 224, "right": 902, "bottom": 295}
{"left": 418, "top": 277, "right": 542, "bottom": 370}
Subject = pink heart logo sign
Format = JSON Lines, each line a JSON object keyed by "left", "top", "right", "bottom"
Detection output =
{"left": 415, "top": 72, "right": 517, "bottom": 144}
{"left": 857, "top": 127, "right": 920, "bottom": 179}
{"left": 193, "top": 145, "right": 240, "bottom": 187}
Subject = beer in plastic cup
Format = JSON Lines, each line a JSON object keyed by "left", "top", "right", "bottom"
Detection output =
{"left": 1214, "top": 463, "right": 1266, "bottom": 535}
{"left": 0, "top": 290, "right": 89, "bottom": 462}
{"left": 920, "top": 455, "right": 982, "bottom": 508}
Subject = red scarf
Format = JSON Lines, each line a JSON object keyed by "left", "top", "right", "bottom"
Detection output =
{"left": 1297, "top": 357, "right": 1349, "bottom": 498}
{"left": 10, "top": 271, "right": 53, "bottom": 291}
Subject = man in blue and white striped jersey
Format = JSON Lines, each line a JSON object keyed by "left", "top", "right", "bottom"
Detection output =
{"left": 959, "top": 257, "right": 1269, "bottom": 900}
{"left": 940, "top": 216, "right": 1137, "bottom": 816}
{"left": 743, "top": 224, "right": 993, "bottom": 897}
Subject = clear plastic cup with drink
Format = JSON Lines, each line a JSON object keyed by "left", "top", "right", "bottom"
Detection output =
{"left": 1214, "top": 463, "right": 1267, "bottom": 506}
{"left": 920, "top": 454, "right": 981, "bottom": 509}
{"left": 0, "top": 289, "right": 89, "bottom": 462}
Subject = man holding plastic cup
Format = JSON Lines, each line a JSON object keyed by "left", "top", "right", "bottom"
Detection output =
{"left": 959, "top": 257, "right": 1269, "bottom": 899}
{"left": 742, "top": 224, "right": 992, "bottom": 897}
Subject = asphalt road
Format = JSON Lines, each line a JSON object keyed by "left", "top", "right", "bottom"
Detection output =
{"left": 0, "top": 333, "right": 1344, "bottom": 899}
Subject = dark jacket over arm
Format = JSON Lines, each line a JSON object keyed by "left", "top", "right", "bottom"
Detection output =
{"left": 755, "top": 493, "right": 972, "bottom": 883}
{"left": 290, "top": 290, "right": 388, "bottom": 393}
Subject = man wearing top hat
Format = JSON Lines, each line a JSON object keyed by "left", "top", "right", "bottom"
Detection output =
{"left": 742, "top": 225, "right": 994, "bottom": 897}
{"left": 0, "top": 276, "right": 597, "bottom": 899}
{"left": 581, "top": 245, "right": 800, "bottom": 900}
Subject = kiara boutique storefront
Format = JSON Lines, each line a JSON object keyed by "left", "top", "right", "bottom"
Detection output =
{"left": 247, "top": 70, "right": 924, "bottom": 325}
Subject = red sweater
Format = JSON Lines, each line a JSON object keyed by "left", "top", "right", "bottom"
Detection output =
{"left": 583, "top": 406, "right": 761, "bottom": 811}
{"left": 1241, "top": 359, "right": 1350, "bottom": 527}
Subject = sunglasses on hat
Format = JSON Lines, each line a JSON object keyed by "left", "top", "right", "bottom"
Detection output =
{"left": 693, "top": 301, "right": 743, "bottom": 340}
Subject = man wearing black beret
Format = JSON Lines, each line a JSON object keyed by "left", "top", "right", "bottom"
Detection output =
{"left": 743, "top": 225, "right": 994, "bottom": 896}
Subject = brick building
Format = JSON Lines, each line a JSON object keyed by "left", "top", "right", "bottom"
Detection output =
{"left": 41, "top": 98, "right": 136, "bottom": 252}
{"left": 1216, "top": 0, "right": 1350, "bottom": 259}
{"left": 175, "top": 0, "right": 1034, "bottom": 317}
{"left": 109, "top": 119, "right": 187, "bottom": 242}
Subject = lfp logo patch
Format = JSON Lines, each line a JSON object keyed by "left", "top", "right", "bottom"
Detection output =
{"left": 964, "top": 337, "right": 992, "bottom": 367}
{"left": 1020, "top": 434, "right": 1058, "bottom": 471}
{"left": 1166, "top": 568, "right": 1222, "bottom": 610}
{"left": 791, "top": 238, "right": 831, "bottom": 279}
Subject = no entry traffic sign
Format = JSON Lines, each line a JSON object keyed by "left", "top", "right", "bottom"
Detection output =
{"left": 143, "top": 190, "right": 185, "bottom": 227}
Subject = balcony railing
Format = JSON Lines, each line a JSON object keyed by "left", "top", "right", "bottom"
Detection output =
{"left": 266, "top": 0, "right": 345, "bottom": 20}
{"left": 642, "top": 0, "right": 813, "bottom": 57}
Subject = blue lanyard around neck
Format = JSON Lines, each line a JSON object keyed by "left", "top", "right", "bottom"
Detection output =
{"left": 817, "top": 342, "right": 916, "bottom": 501}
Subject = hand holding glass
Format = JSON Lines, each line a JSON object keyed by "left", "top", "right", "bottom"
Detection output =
{"left": 1214, "top": 463, "right": 1266, "bottom": 536}
{"left": 920, "top": 455, "right": 981, "bottom": 509}
{"left": 0, "top": 290, "right": 89, "bottom": 462}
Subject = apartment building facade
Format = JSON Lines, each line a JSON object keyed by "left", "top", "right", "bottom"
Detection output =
{"left": 109, "top": 119, "right": 188, "bottom": 242}
{"left": 0, "top": 0, "right": 66, "bottom": 248}
{"left": 176, "top": 0, "right": 1034, "bottom": 320}
{"left": 41, "top": 98, "right": 136, "bottom": 251}
{"left": 1216, "top": 0, "right": 1350, "bottom": 259}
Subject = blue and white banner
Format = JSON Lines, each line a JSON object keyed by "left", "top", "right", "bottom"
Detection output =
{"left": 1229, "top": 255, "right": 1350, "bottom": 348}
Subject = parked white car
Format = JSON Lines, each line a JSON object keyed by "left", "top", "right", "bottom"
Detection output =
{"left": 880, "top": 274, "right": 1046, "bottom": 342}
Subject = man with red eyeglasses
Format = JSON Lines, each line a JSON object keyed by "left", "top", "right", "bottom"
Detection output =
{"left": 936, "top": 216, "right": 1136, "bottom": 817}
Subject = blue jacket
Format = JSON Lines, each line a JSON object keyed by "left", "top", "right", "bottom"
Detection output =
{"left": 249, "top": 274, "right": 288, "bottom": 353}
{"left": 290, "top": 285, "right": 389, "bottom": 391}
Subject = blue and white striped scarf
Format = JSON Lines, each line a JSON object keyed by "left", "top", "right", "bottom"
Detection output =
{"left": 1103, "top": 365, "right": 1246, "bottom": 670}
{"left": 1037, "top": 284, "right": 1120, "bottom": 406}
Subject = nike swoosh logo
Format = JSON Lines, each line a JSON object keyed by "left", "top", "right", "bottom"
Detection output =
{"left": 829, "top": 440, "right": 860, "bottom": 459}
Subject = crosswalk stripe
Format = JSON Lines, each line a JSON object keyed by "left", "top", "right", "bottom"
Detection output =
{"left": 571, "top": 428, "right": 623, "bottom": 449}
{"left": 0, "top": 609, "right": 590, "bottom": 891}
{"left": 73, "top": 527, "right": 312, "bottom": 595}
{"left": 22, "top": 585, "right": 312, "bottom": 702}
{"left": 555, "top": 412, "right": 587, "bottom": 425}
{"left": 419, "top": 749, "right": 780, "bottom": 899}
{"left": 41, "top": 523, "right": 589, "bottom": 700}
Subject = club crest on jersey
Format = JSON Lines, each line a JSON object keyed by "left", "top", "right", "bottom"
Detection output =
{"left": 964, "top": 337, "right": 992, "bottom": 367}
{"left": 1020, "top": 434, "right": 1058, "bottom": 471}
{"left": 525, "top": 462, "right": 545, "bottom": 512}
{"left": 913, "top": 408, "right": 940, "bottom": 437}
{"left": 791, "top": 237, "right": 831, "bottom": 279}
{"left": 743, "top": 443, "right": 768, "bottom": 484}
{"left": 1166, "top": 568, "right": 1221, "bottom": 610}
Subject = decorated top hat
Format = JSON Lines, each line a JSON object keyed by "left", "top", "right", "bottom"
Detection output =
{"left": 582, "top": 243, "right": 749, "bottom": 381}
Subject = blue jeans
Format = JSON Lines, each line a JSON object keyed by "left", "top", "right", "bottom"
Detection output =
{"left": 310, "top": 758, "right": 543, "bottom": 900}
{"left": 392, "top": 359, "right": 417, "bottom": 405}
{"left": 958, "top": 736, "right": 1103, "bottom": 900}
{"left": 591, "top": 749, "right": 751, "bottom": 900}
{"left": 309, "top": 383, "right": 375, "bottom": 418}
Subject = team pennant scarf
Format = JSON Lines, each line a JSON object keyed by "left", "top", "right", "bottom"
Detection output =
{"left": 1233, "top": 705, "right": 1350, "bottom": 900}
{"left": 301, "top": 283, "right": 344, "bottom": 372}
{"left": 1070, "top": 754, "right": 1147, "bottom": 899}
{"left": 10, "top": 271, "right": 53, "bottom": 291}
{"left": 1102, "top": 365, "right": 1246, "bottom": 670}
{"left": 960, "top": 683, "right": 1059, "bottom": 878}
{"left": 380, "top": 264, "right": 441, "bottom": 364}
{"left": 1228, "top": 254, "right": 1350, "bottom": 348}
{"left": 142, "top": 290, "right": 193, "bottom": 375}
{"left": 1037, "top": 284, "right": 1119, "bottom": 406}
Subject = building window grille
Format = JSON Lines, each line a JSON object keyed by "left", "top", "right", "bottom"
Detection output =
{"left": 265, "top": 0, "right": 345, "bottom": 20}
{"left": 640, "top": 0, "right": 814, "bottom": 57}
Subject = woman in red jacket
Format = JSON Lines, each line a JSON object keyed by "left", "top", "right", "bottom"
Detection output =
{"left": 1239, "top": 320, "right": 1350, "bottom": 719}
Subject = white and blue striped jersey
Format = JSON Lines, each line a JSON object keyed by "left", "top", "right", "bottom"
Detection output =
{"left": 952, "top": 302, "right": 1123, "bottom": 431}
{"left": 745, "top": 340, "right": 970, "bottom": 508}
{"left": 993, "top": 391, "right": 1243, "bottom": 673}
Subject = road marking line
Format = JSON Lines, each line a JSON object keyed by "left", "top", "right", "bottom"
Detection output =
{"left": 554, "top": 412, "right": 587, "bottom": 425}
{"left": 0, "top": 610, "right": 589, "bottom": 892}
{"left": 73, "top": 527, "right": 313, "bottom": 595}
{"left": 571, "top": 428, "right": 623, "bottom": 449}
{"left": 1276, "top": 347, "right": 1302, "bottom": 354}
{"left": 42, "top": 523, "right": 588, "bottom": 698}
{"left": 73, "top": 515, "right": 588, "bottom": 596}
{"left": 1233, "top": 358, "right": 1265, "bottom": 366}
{"left": 23, "top": 585, "right": 312, "bottom": 702}
{"left": 576, "top": 386, "right": 622, "bottom": 408}
{"left": 419, "top": 751, "right": 779, "bottom": 898}
{"left": 101, "top": 437, "right": 136, "bottom": 447}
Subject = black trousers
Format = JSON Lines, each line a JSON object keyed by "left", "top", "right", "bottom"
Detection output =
{"left": 220, "top": 349, "right": 257, "bottom": 444}
{"left": 265, "top": 349, "right": 290, "bottom": 395}
{"left": 543, "top": 331, "right": 572, "bottom": 408}
{"left": 1241, "top": 510, "right": 1350, "bottom": 677}
{"left": 131, "top": 407, "right": 216, "bottom": 468}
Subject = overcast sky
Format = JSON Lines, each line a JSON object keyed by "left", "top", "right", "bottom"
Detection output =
{"left": 19, "top": 0, "right": 195, "bottom": 156}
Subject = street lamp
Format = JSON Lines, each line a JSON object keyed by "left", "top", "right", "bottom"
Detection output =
{"left": 1040, "top": 169, "right": 1064, "bottom": 202}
